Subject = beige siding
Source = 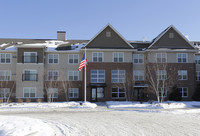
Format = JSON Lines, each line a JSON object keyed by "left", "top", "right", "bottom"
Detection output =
{"left": 45, "top": 52, "right": 83, "bottom": 81}
{"left": 147, "top": 51, "right": 195, "bottom": 63}
{"left": 86, "top": 51, "right": 132, "bottom": 62}
{"left": 0, "top": 52, "right": 17, "bottom": 80}
{"left": 16, "top": 64, "right": 44, "bottom": 98}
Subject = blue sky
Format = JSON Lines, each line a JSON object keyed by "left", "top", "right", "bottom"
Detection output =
{"left": 0, "top": 0, "right": 200, "bottom": 41}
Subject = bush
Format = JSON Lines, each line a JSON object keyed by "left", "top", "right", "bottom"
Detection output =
{"left": 17, "top": 98, "right": 23, "bottom": 103}
{"left": 26, "top": 98, "right": 31, "bottom": 103}
{"left": 169, "top": 85, "right": 182, "bottom": 101}
{"left": 192, "top": 83, "right": 200, "bottom": 101}
{"left": 36, "top": 98, "right": 42, "bottom": 103}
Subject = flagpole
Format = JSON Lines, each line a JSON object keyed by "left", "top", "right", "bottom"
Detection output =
{"left": 84, "top": 47, "right": 87, "bottom": 103}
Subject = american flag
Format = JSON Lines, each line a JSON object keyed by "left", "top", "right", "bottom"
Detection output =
{"left": 78, "top": 53, "right": 88, "bottom": 71}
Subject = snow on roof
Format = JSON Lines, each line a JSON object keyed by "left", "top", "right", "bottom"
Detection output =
{"left": 46, "top": 43, "right": 86, "bottom": 52}
{"left": 4, "top": 46, "right": 17, "bottom": 51}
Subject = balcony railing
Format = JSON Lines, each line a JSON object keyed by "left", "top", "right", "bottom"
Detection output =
{"left": 22, "top": 73, "right": 38, "bottom": 81}
{"left": 22, "top": 56, "right": 38, "bottom": 63}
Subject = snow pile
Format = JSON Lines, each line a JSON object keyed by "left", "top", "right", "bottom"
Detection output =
{"left": 106, "top": 101, "right": 200, "bottom": 109}
{"left": 70, "top": 102, "right": 97, "bottom": 108}
{"left": 0, "top": 102, "right": 97, "bottom": 111}
{"left": 0, "top": 116, "right": 54, "bottom": 136}
{"left": 0, "top": 102, "right": 80, "bottom": 110}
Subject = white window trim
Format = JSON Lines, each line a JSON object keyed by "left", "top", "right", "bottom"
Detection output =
{"left": 91, "top": 70, "right": 105, "bottom": 83}
{"left": 112, "top": 52, "right": 124, "bottom": 62}
{"left": 157, "top": 70, "right": 167, "bottom": 80}
{"left": 23, "top": 87, "right": 36, "bottom": 98}
{"left": 0, "top": 70, "right": 11, "bottom": 81}
{"left": 68, "top": 54, "right": 79, "bottom": 64}
{"left": 111, "top": 87, "right": 126, "bottom": 99}
{"left": 111, "top": 70, "right": 126, "bottom": 83}
{"left": 68, "top": 88, "right": 79, "bottom": 98}
{"left": 47, "top": 70, "right": 59, "bottom": 81}
{"left": 178, "top": 70, "right": 188, "bottom": 80}
{"left": 195, "top": 55, "right": 200, "bottom": 65}
{"left": 0, "top": 53, "right": 12, "bottom": 64}
{"left": 156, "top": 53, "right": 167, "bottom": 63}
{"left": 177, "top": 53, "right": 188, "bottom": 63}
{"left": 92, "top": 52, "right": 104, "bottom": 62}
{"left": 133, "top": 54, "right": 144, "bottom": 64}
{"left": 68, "top": 71, "right": 79, "bottom": 81}
{"left": 179, "top": 87, "right": 188, "bottom": 97}
{"left": 48, "top": 54, "right": 59, "bottom": 64}
{"left": 133, "top": 70, "right": 144, "bottom": 81}
{"left": 24, "top": 52, "right": 37, "bottom": 63}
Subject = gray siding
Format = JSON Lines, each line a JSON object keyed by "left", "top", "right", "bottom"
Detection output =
{"left": 86, "top": 26, "right": 132, "bottom": 49}
{"left": 150, "top": 27, "right": 193, "bottom": 49}
{"left": 17, "top": 48, "right": 44, "bottom": 63}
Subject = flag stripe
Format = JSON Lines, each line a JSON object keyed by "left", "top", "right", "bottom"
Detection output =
{"left": 78, "top": 54, "right": 88, "bottom": 71}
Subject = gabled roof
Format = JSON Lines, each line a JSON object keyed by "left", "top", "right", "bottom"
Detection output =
{"left": 85, "top": 24, "right": 133, "bottom": 49}
{"left": 148, "top": 25, "right": 195, "bottom": 49}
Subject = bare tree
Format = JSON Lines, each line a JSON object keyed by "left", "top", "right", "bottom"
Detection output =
{"left": 43, "top": 66, "right": 59, "bottom": 102}
{"left": 59, "top": 70, "right": 71, "bottom": 101}
{"left": 146, "top": 52, "right": 177, "bottom": 103}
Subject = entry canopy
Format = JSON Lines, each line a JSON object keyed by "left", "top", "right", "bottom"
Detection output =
{"left": 134, "top": 83, "right": 148, "bottom": 88}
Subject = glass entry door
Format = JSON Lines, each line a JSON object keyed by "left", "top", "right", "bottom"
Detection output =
{"left": 92, "top": 88, "right": 97, "bottom": 101}
{"left": 91, "top": 87, "right": 104, "bottom": 102}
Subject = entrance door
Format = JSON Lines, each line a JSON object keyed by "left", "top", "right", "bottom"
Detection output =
{"left": 91, "top": 87, "right": 104, "bottom": 102}
{"left": 92, "top": 88, "right": 97, "bottom": 101}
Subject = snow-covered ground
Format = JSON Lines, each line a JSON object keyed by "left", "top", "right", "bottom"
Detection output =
{"left": 106, "top": 101, "right": 200, "bottom": 109}
{"left": 1, "top": 101, "right": 200, "bottom": 136}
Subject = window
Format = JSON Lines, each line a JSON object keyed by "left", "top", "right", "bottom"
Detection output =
{"left": 92, "top": 52, "right": 103, "bottom": 62}
{"left": 0, "top": 70, "right": 11, "bottom": 81}
{"left": 0, "top": 88, "right": 10, "bottom": 98}
{"left": 133, "top": 54, "right": 144, "bottom": 64}
{"left": 106, "top": 31, "right": 111, "bottom": 37}
{"left": 111, "top": 70, "right": 125, "bottom": 83}
{"left": 195, "top": 55, "right": 200, "bottom": 64}
{"left": 157, "top": 70, "right": 167, "bottom": 80}
{"left": 48, "top": 54, "right": 59, "bottom": 64}
{"left": 0, "top": 53, "right": 11, "bottom": 63}
{"left": 68, "top": 88, "right": 79, "bottom": 98}
{"left": 113, "top": 52, "right": 124, "bottom": 62}
{"left": 112, "top": 87, "right": 126, "bottom": 99}
{"left": 97, "top": 88, "right": 104, "bottom": 98}
{"left": 158, "top": 88, "right": 167, "bottom": 97}
{"left": 68, "top": 71, "right": 79, "bottom": 81}
{"left": 68, "top": 54, "right": 79, "bottom": 64}
{"left": 91, "top": 70, "right": 105, "bottom": 83}
{"left": 133, "top": 70, "right": 144, "bottom": 81}
{"left": 48, "top": 88, "right": 58, "bottom": 98}
{"left": 177, "top": 53, "right": 187, "bottom": 63}
{"left": 23, "top": 70, "right": 37, "bottom": 81}
{"left": 48, "top": 71, "right": 59, "bottom": 80}
{"left": 24, "top": 52, "right": 37, "bottom": 63}
{"left": 196, "top": 71, "right": 200, "bottom": 81}
{"left": 178, "top": 70, "right": 188, "bottom": 80}
{"left": 23, "top": 87, "right": 36, "bottom": 98}
{"left": 169, "top": 33, "right": 174, "bottom": 38}
{"left": 178, "top": 87, "right": 188, "bottom": 97}
{"left": 156, "top": 53, "right": 167, "bottom": 63}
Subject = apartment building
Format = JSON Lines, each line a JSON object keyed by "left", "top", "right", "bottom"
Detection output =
{"left": 0, "top": 24, "right": 198, "bottom": 102}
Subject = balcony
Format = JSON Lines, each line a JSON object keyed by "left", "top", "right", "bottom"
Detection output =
{"left": 22, "top": 73, "right": 38, "bottom": 81}
{"left": 22, "top": 56, "right": 38, "bottom": 63}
